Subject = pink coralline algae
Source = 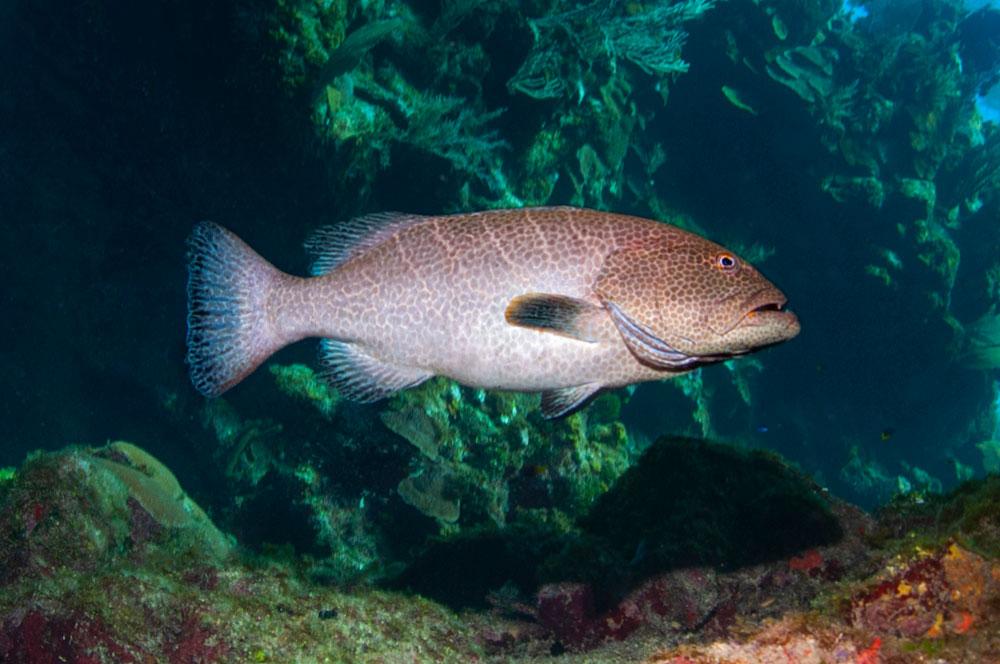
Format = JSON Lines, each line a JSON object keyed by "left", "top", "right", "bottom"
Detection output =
{"left": 849, "top": 542, "right": 1000, "bottom": 639}
{"left": 535, "top": 568, "right": 721, "bottom": 651}
{"left": 164, "top": 611, "right": 230, "bottom": 664}
{"left": 536, "top": 582, "right": 597, "bottom": 649}
{"left": 788, "top": 548, "right": 823, "bottom": 572}
{"left": 2, "top": 610, "right": 144, "bottom": 664}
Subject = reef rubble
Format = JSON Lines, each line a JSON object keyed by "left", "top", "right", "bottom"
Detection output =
{"left": 1, "top": 440, "right": 998, "bottom": 663}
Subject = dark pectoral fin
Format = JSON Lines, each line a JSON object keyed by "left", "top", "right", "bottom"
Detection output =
{"left": 505, "top": 293, "right": 604, "bottom": 342}
{"left": 603, "top": 301, "right": 701, "bottom": 370}
{"left": 540, "top": 383, "right": 602, "bottom": 419}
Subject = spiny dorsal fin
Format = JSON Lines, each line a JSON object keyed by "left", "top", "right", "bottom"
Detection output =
{"left": 540, "top": 383, "right": 603, "bottom": 419}
{"left": 319, "top": 339, "right": 432, "bottom": 402}
{"left": 505, "top": 293, "right": 604, "bottom": 342}
{"left": 305, "top": 212, "right": 426, "bottom": 276}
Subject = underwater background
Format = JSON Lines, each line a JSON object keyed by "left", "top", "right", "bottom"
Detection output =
{"left": 3, "top": 0, "right": 1000, "bottom": 661}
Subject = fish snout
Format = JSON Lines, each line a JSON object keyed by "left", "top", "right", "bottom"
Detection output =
{"left": 732, "top": 287, "right": 800, "bottom": 342}
{"left": 746, "top": 302, "right": 799, "bottom": 343}
{"left": 778, "top": 308, "right": 801, "bottom": 338}
{"left": 715, "top": 287, "right": 792, "bottom": 334}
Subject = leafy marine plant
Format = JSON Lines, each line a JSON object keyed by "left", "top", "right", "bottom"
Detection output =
{"left": 267, "top": 0, "right": 512, "bottom": 200}
{"left": 757, "top": 1, "right": 998, "bottom": 319}
{"left": 508, "top": 0, "right": 718, "bottom": 100}
{"left": 266, "top": 0, "right": 724, "bottom": 211}
{"left": 382, "top": 377, "right": 637, "bottom": 531}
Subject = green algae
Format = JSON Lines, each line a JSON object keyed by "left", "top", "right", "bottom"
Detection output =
{"left": 392, "top": 436, "right": 845, "bottom": 612}
{"left": 871, "top": 474, "right": 1000, "bottom": 559}
{"left": 566, "top": 437, "right": 842, "bottom": 582}
{"left": 0, "top": 444, "right": 485, "bottom": 662}
{"left": 5, "top": 442, "right": 1000, "bottom": 663}
{"left": 269, "top": 363, "right": 340, "bottom": 419}
{"left": 384, "top": 377, "right": 637, "bottom": 531}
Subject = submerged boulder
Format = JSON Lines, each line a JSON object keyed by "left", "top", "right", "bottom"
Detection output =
{"left": 0, "top": 442, "right": 484, "bottom": 663}
{"left": 0, "top": 440, "right": 230, "bottom": 585}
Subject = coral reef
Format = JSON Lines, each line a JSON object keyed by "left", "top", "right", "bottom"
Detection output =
{"left": 642, "top": 538, "right": 1000, "bottom": 663}
{"left": 390, "top": 436, "right": 864, "bottom": 618}
{"left": 5, "top": 439, "right": 999, "bottom": 662}
{"left": 0, "top": 441, "right": 230, "bottom": 589}
{"left": 0, "top": 443, "right": 482, "bottom": 663}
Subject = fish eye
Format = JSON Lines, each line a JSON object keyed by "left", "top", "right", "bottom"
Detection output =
{"left": 716, "top": 253, "right": 738, "bottom": 271}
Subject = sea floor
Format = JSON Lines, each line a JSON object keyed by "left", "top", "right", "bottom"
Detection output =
{"left": 1, "top": 442, "right": 998, "bottom": 663}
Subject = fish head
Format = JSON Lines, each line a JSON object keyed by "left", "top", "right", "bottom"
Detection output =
{"left": 596, "top": 232, "right": 800, "bottom": 369}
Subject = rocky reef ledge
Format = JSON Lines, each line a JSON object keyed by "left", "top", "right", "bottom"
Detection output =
{"left": 1, "top": 439, "right": 997, "bottom": 663}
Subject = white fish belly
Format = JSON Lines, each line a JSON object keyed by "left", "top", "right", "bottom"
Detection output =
{"left": 348, "top": 277, "right": 654, "bottom": 391}
{"left": 434, "top": 307, "right": 621, "bottom": 391}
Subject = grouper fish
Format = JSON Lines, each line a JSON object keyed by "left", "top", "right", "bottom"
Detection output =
{"left": 186, "top": 207, "right": 799, "bottom": 418}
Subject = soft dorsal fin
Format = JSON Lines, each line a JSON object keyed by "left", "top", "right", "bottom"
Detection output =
{"left": 305, "top": 212, "right": 426, "bottom": 276}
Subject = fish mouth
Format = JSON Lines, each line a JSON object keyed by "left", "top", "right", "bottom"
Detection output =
{"left": 743, "top": 300, "right": 800, "bottom": 337}
{"left": 741, "top": 287, "right": 787, "bottom": 314}
{"left": 740, "top": 286, "right": 783, "bottom": 315}
{"left": 750, "top": 301, "right": 785, "bottom": 314}
{"left": 734, "top": 289, "right": 799, "bottom": 336}
{"left": 747, "top": 300, "right": 793, "bottom": 320}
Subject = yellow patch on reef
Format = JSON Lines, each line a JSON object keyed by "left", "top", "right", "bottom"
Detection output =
{"left": 896, "top": 580, "right": 912, "bottom": 597}
{"left": 926, "top": 612, "right": 944, "bottom": 638}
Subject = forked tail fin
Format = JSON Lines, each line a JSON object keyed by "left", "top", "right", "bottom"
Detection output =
{"left": 186, "top": 222, "right": 285, "bottom": 397}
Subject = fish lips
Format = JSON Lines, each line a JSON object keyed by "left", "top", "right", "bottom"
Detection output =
{"left": 745, "top": 305, "right": 800, "bottom": 337}
{"left": 741, "top": 302, "right": 800, "bottom": 341}
{"left": 719, "top": 288, "right": 800, "bottom": 339}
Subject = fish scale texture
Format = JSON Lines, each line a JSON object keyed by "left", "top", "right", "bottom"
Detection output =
{"left": 188, "top": 207, "right": 798, "bottom": 410}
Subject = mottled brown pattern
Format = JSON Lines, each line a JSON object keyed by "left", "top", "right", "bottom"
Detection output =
{"left": 262, "top": 206, "right": 799, "bottom": 395}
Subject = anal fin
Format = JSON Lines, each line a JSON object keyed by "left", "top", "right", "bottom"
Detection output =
{"left": 505, "top": 293, "right": 604, "bottom": 342}
{"left": 319, "top": 339, "right": 432, "bottom": 402}
{"left": 540, "top": 383, "right": 602, "bottom": 419}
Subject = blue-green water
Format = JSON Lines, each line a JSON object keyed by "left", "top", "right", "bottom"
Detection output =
{"left": 2, "top": 0, "right": 999, "bottom": 635}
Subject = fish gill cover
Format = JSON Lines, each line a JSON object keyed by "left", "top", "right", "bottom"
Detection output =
{"left": 3, "top": 0, "right": 1000, "bottom": 661}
